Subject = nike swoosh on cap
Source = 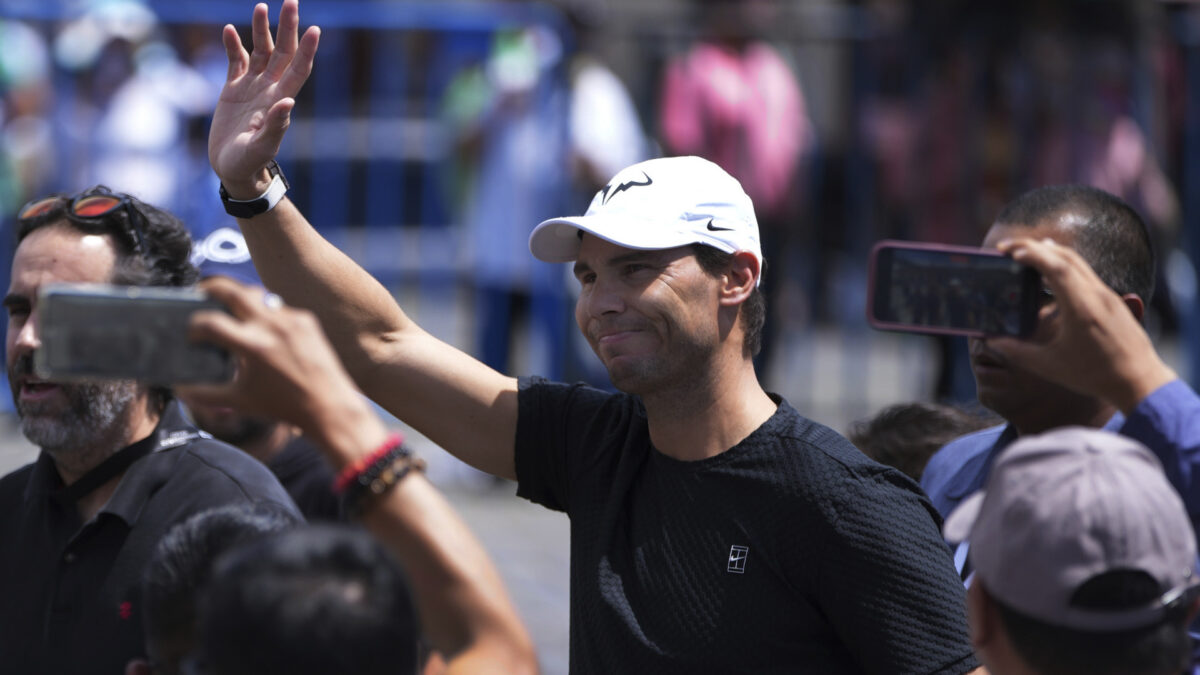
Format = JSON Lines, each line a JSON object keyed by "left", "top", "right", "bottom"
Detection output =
{"left": 706, "top": 219, "right": 734, "bottom": 232}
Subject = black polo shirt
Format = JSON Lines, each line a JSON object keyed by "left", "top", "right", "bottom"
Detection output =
{"left": 267, "top": 434, "right": 344, "bottom": 522}
{"left": 0, "top": 401, "right": 300, "bottom": 675}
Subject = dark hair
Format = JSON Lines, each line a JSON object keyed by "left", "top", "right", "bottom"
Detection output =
{"left": 18, "top": 187, "right": 200, "bottom": 409}
{"left": 141, "top": 503, "right": 301, "bottom": 674}
{"left": 691, "top": 244, "right": 766, "bottom": 357}
{"left": 994, "top": 184, "right": 1155, "bottom": 304}
{"left": 994, "top": 570, "right": 1193, "bottom": 675}
{"left": 198, "top": 525, "right": 419, "bottom": 675}
{"left": 848, "top": 402, "right": 998, "bottom": 481}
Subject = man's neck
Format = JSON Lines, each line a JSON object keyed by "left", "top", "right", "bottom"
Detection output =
{"left": 642, "top": 358, "right": 776, "bottom": 462}
{"left": 48, "top": 402, "right": 161, "bottom": 522}
{"left": 1010, "top": 399, "right": 1117, "bottom": 437}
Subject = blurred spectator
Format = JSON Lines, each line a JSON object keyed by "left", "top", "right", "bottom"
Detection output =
{"left": 658, "top": 0, "right": 815, "bottom": 380}
{"left": 196, "top": 525, "right": 421, "bottom": 675}
{"left": 129, "top": 503, "right": 301, "bottom": 675}
{"left": 860, "top": 0, "right": 1179, "bottom": 403}
{"left": 0, "top": 184, "right": 299, "bottom": 674}
{"left": 0, "top": 17, "right": 54, "bottom": 417}
{"left": 848, "top": 401, "right": 997, "bottom": 482}
{"left": 180, "top": 227, "right": 344, "bottom": 522}
{"left": 442, "top": 15, "right": 574, "bottom": 382}
{"left": 52, "top": 2, "right": 217, "bottom": 214}
{"left": 944, "top": 427, "right": 1198, "bottom": 675}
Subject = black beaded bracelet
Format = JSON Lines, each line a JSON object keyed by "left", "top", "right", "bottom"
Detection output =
{"left": 344, "top": 450, "right": 427, "bottom": 518}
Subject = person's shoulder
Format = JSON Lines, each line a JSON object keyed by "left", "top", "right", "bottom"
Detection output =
{"left": 921, "top": 424, "right": 1006, "bottom": 489}
{"left": 768, "top": 401, "right": 880, "bottom": 471}
{"left": 0, "top": 461, "right": 34, "bottom": 487}
{"left": 173, "top": 437, "right": 294, "bottom": 501}
{"left": 519, "top": 375, "right": 639, "bottom": 418}
{"left": 0, "top": 462, "right": 35, "bottom": 503}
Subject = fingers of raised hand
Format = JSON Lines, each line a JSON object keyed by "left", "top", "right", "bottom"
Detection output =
{"left": 265, "top": 0, "right": 300, "bottom": 79}
{"left": 277, "top": 26, "right": 319, "bottom": 95}
{"left": 248, "top": 3, "right": 275, "bottom": 76}
{"left": 222, "top": 25, "right": 249, "bottom": 81}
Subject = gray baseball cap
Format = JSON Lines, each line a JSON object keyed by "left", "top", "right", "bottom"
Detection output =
{"left": 529, "top": 156, "right": 763, "bottom": 284}
{"left": 944, "top": 426, "right": 1198, "bottom": 631}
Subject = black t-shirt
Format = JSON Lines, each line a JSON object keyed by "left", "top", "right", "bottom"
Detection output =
{"left": 0, "top": 401, "right": 300, "bottom": 675}
{"left": 268, "top": 434, "right": 343, "bottom": 522}
{"left": 515, "top": 377, "right": 979, "bottom": 674}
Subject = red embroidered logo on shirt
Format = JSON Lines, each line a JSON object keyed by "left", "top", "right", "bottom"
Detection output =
{"left": 118, "top": 601, "right": 133, "bottom": 620}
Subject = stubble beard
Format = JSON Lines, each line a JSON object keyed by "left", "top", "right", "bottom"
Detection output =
{"left": 10, "top": 355, "right": 140, "bottom": 458}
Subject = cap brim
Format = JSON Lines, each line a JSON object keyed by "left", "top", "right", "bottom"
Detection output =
{"left": 943, "top": 490, "right": 986, "bottom": 543}
{"left": 529, "top": 214, "right": 736, "bottom": 263}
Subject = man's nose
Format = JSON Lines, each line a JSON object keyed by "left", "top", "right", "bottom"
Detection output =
{"left": 582, "top": 277, "right": 624, "bottom": 318}
{"left": 12, "top": 314, "right": 40, "bottom": 355}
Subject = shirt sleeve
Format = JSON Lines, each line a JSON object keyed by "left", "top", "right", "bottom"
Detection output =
{"left": 514, "top": 376, "right": 573, "bottom": 512}
{"left": 816, "top": 468, "right": 980, "bottom": 675}
{"left": 1119, "top": 378, "right": 1200, "bottom": 532}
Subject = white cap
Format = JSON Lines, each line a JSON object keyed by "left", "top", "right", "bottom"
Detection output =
{"left": 529, "top": 156, "right": 762, "bottom": 280}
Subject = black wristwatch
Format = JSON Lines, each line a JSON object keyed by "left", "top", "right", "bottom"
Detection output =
{"left": 219, "top": 160, "right": 290, "bottom": 218}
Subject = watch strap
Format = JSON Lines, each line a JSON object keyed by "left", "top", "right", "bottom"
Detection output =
{"left": 220, "top": 160, "right": 290, "bottom": 219}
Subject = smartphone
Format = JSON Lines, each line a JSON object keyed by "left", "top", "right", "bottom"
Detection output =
{"left": 34, "top": 283, "right": 235, "bottom": 385}
{"left": 866, "top": 240, "right": 1042, "bottom": 337}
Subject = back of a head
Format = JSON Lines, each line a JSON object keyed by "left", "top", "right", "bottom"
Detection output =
{"left": 994, "top": 184, "right": 1155, "bottom": 304}
{"left": 198, "top": 525, "right": 419, "bottom": 675}
{"left": 848, "top": 402, "right": 997, "bottom": 481}
{"left": 141, "top": 503, "right": 302, "bottom": 674}
{"left": 944, "top": 427, "right": 1198, "bottom": 675}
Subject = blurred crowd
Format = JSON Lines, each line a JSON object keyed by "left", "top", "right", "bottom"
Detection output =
{"left": 0, "top": 0, "right": 1196, "bottom": 394}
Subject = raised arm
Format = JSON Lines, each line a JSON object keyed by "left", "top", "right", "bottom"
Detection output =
{"left": 208, "top": 0, "right": 520, "bottom": 479}
{"left": 181, "top": 277, "right": 537, "bottom": 675}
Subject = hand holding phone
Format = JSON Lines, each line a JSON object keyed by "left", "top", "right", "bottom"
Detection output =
{"left": 35, "top": 283, "right": 235, "bottom": 385}
{"left": 866, "top": 240, "right": 1043, "bottom": 338}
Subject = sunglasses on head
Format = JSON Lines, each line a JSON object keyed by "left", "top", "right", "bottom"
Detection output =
{"left": 18, "top": 186, "right": 148, "bottom": 254}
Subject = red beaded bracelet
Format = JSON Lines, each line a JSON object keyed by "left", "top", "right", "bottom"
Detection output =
{"left": 332, "top": 432, "right": 405, "bottom": 495}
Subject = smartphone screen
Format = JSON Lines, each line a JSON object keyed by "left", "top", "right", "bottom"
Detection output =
{"left": 866, "top": 240, "right": 1042, "bottom": 337}
{"left": 35, "top": 283, "right": 235, "bottom": 385}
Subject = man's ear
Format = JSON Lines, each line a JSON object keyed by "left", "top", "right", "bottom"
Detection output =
{"left": 718, "top": 251, "right": 760, "bottom": 307}
{"left": 125, "top": 658, "right": 153, "bottom": 675}
{"left": 1121, "top": 293, "right": 1145, "bottom": 323}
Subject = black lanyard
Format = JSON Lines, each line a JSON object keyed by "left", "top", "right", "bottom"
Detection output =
{"left": 53, "top": 429, "right": 201, "bottom": 503}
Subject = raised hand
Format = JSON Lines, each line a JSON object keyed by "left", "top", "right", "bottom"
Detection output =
{"left": 180, "top": 276, "right": 381, "bottom": 451}
{"left": 209, "top": 0, "right": 320, "bottom": 198}
{"left": 987, "top": 237, "right": 1177, "bottom": 412}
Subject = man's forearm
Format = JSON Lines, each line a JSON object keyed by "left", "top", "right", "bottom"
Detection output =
{"left": 235, "top": 197, "right": 415, "bottom": 386}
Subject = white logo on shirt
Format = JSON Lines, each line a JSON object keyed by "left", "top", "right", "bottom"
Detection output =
{"left": 727, "top": 545, "right": 749, "bottom": 574}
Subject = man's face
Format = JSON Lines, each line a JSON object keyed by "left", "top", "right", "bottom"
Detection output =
{"left": 4, "top": 223, "right": 139, "bottom": 453}
{"left": 177, "top": 394, "right": 274, "bottom": 448}
{"left": 970, "top": 216, "right": 1087, "bottom": 426}
{"left": 572, "top": 236, "right": 722, "bottom": 394}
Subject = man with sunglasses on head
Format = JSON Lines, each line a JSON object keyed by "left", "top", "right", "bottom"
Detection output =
{"left": 205, "top": 3, "right": 980, "bottom": 673}
{"left": 0, "top": 186, "right": 299, "bottom": 674}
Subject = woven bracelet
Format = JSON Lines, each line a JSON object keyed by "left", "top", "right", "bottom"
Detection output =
{"left": 332, "top": 432, "right": 405, "bottom": 495}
